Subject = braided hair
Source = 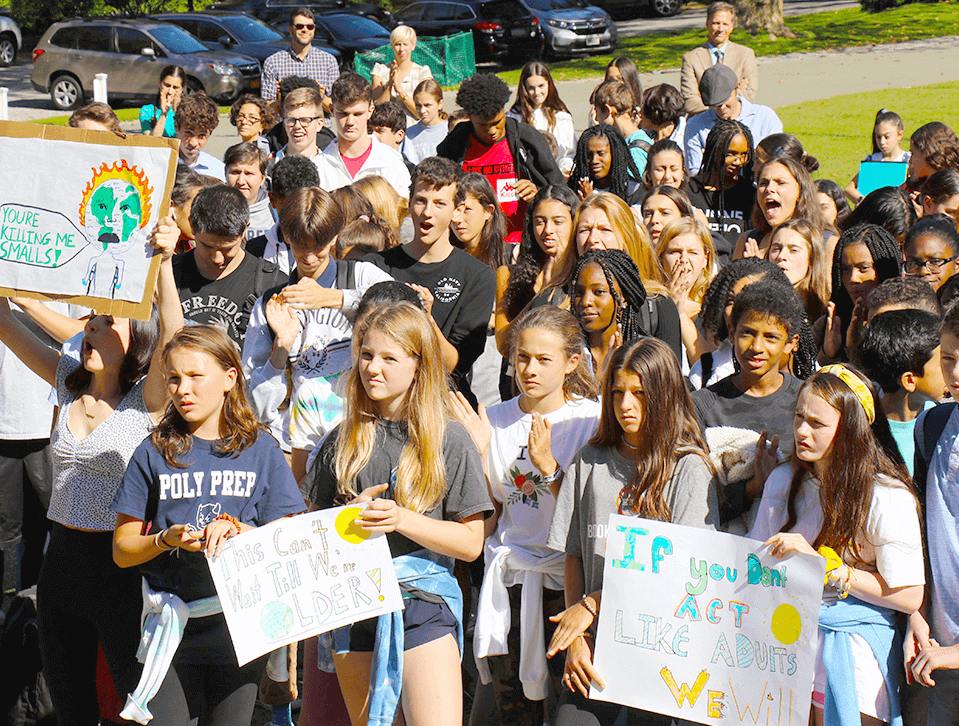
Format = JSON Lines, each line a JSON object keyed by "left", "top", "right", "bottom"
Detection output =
{"left": 830, "top": 223, "right": 903, "bottom": 347}
{"left": 567, "top": 125, "right": 642, "bottom": 203}
{"left": 697, "top": 119, "right": 754, "bottom": 189}
{"left": 699, "top": 258, "right": 787, "bottom": 345}
{"left": 572, "top": 249, "right": 649, "bottom": 343}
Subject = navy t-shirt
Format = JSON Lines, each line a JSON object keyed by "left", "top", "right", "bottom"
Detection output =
{"left": 115, "top": 432, "right": 305, "bottom": 603}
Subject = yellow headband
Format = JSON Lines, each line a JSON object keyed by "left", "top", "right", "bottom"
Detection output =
{"left": 820, "top": 364, "right": 875, "bottom": 425}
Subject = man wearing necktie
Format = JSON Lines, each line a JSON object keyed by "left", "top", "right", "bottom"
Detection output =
{"left": 680, "top": 1, "right": 759, "bottom": 116}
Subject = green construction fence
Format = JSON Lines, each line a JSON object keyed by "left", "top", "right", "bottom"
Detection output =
{"left": 354, "top": 31, "right": 476, "bottom": 88}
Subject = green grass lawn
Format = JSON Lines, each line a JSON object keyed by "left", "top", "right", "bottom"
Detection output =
{"left": 777, "top": 80, "right": 959, "bottom": 184}
{"left": 32, "top": 105, "right": 232, "bottom": 127}
{"left": 497, "top": 2, "right": 959, "bottom": 84}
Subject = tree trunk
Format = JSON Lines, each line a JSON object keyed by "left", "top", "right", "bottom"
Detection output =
{"left": 734, "top": 0, "right": 796, "bottom": 39}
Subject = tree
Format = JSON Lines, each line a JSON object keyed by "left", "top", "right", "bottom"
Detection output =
{"left": 734, "top": 0, "right": 797, "bottom": 39}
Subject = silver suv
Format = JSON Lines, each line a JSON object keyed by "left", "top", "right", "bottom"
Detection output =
{"left": 0, "top": 16, "right": 21, "bottom": 67}
{"left": 31, "top": 18, "right": 261, "bottom": 111}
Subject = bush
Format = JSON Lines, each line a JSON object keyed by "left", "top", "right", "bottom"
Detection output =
{"left": 11, "top": 0, "right": 98, "bottom": 36}
{"left": 860, "top": 0, "right": 936, "bottom": 12}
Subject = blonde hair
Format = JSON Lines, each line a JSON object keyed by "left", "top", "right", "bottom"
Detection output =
{"left": 576, "top": 192, "right": 667, "bottom": 294}
{"left": 414, "top": 78, "right": 449, "bottom": 120}
{"left": 771, "top": 218, "right": 829, "bottom": 321}
{"left": 390, "top": 24, "right": 417, "bottom": 47}
{"left": 335, "top": 303, "right": 452, "bottom": 513}
{"left": 352, "top": 175, "right": 408, "bottom": 244}
{"left": 283, "top": 86, "right": 322, "bottom": 113}
{"left": 656, "top": 217, "right": 716, "bottom": 304}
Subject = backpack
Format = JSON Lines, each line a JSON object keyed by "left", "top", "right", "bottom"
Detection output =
{"left": 627, "top": 138, "right": 651, "bottom": 154}
{"left": 638, "top": 296, "right": 660, "bottom": 339}
{"left": 262, "top": 260, "right": 357, "bottom": 343}
{"left": 913, "top": 401, "right": 958, "bottom": 501}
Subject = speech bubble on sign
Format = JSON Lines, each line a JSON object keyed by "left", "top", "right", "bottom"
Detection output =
{"left": 0, "top": 204, "right": 87, "bottom": 268}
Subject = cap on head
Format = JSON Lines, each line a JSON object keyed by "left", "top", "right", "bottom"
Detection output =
{"left": 699, "top": 64, "right": 739, "bottom": 107}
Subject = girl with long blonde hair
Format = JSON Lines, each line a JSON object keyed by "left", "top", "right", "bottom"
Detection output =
{"left": 305, "top": 302, "right": 492, "bottom": 726}
{"left": 352, "top": 174, "right": 409, "bottom": 246}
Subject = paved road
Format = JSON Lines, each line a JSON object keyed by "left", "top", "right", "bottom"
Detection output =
{"left": 613, "top": 0, "right": 858, "bottom": 38}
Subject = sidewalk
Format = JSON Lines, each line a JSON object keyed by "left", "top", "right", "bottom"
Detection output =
{"left": 203, "top": 34, "right": 959, "bottom": 158}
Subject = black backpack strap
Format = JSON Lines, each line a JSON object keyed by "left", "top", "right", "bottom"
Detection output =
{"left": 336, "top": 259, "right": 356, "bottom": 290}
{"left": 628, "top": 138, "right": 651, "bottom": 153}
{"left": 638, "top": 297, "right": 659, "bottom": 337}
{"left": 700, "top": 351, "right": 714, "bottom": 387}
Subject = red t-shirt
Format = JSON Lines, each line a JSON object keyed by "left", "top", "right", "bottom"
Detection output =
{"left": 463, "top": 136, "right": 526, "bottom": 245}
{"left": 342, "top": 139, "right": 374, "bottom": 179}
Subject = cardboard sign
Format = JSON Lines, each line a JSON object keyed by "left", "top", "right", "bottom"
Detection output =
{"left": 208, "top": 506, "right": 404, "bottom": 665}
{"left": 857, "top": 161, "right": 908, "bottom": 198}
{"left": 590, "top": 515, "right": 825, "bottom": 725}
{"left": 0, "top": 121, "right": 178, "bottom": 320}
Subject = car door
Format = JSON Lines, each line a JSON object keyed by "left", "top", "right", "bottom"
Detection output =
{"left": 192, "top": 19, "right": 234, "bottom": 51}
{"left": 70, "top": 25, "right": 117, "bottom": 95}
{"left": 114, "top": 27, "right": 163, "bottom": 99}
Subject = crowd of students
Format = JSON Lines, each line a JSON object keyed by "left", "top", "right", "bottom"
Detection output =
{"left": 8, "top": 5, "right": 959, "bottom": 726}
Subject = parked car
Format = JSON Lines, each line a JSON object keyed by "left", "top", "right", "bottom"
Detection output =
{"left": 520, "top": 0, "right": 616, "bottom": 57}
{"left": 394, "top": 0, "right": 543, "bottom": 63}
{"left": 593, "top": 0, "right": 683, "bottom": 16}
{"left": 31, "top": 18, "right": 261, "bottom": 111}
{"left": 0, "top": 16, "right": 21, "bottom": 67}
{"left": 211, "top": 0, "right": 395, "bottom": 30}
{"left": 152, "top": 11, "right": 341, "bottom": 66}
{"left": 273, "top": 13, "right": 392, "bottom": 68}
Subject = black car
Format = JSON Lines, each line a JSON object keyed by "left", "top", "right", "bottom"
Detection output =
{"left": 211, "top": 0, "right": 394, "bottom": 30}
{"left": 152, "top": 11, "right": 342, "bottom": 66}
{"left": 394, "top": 0, "right": 543, "bottom": 63}
{"left": 274, "top": 13, "right": 392, "bottom": 68}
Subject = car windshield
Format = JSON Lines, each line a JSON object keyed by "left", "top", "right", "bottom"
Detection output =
{"left": 321, "top": 15, "right": 389, "bottom": 39}
{"left": 219, "top": 16, "right": 283, "bottom": 42}
{"left": 525, "top": 0, "right": 587, "bottom": 10}
{"left": 150, "top": 25, "right": 210, "bottom": 53}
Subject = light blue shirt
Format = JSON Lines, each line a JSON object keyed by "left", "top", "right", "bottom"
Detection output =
{"left": 707, "top": 42, "right": 728, "bottom": 65}
{"left": 683, "top": 96, "right": 783, "bottom": 174}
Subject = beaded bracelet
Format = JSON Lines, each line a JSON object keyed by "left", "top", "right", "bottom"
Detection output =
{"left": 215, "top": 513, "right": 241, "bottom": 533}
{"left": 579, "top": 594, "right": 598, "bottom": 618}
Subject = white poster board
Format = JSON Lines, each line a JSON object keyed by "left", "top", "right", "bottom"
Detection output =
{"left": 0, "top": 122, "right": 178, "bottom": 319}
{"left": 208, "top": 506, "right": 403, "bottom": 665}
{"left": 590, "top": 515, "right": 825, "bottom": 725}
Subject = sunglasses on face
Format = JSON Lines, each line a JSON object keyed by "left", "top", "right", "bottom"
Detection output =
{"left": 293, "top": 23, "right": 315, "bottom": 30}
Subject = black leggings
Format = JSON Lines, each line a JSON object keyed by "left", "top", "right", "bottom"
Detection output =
{"left": 36, "top": 524, "right": 144, "bottom": 726}
{"left": 554, "top": 689, "right": 673, "bottom": 726}
{"left": 146, "top": 657, "right": 267, "bottom": 726}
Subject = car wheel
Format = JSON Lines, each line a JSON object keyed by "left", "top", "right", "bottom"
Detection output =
{"left": 0, "top": 36, "right": 16, "bottom": 67}
{"left": 650, "top": 0, "right": 682, "bottom": 16}
{"left": 51, "top": 75, "right": 82, "bottom": 111}
{"left": 185, "top": 78, "right": 204, "bottom": 95}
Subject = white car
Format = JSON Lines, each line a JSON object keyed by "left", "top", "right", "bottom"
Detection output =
{"left": 0, "top": 16, "right": 21, "bottom": 67}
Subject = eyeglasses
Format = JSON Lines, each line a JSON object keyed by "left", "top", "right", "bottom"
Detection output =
{"left": 293, "top": 23, "right": 315, "bottom": 30}
{"left": 283, "top": 115, "right": 321, "bottom": 128}
{"left": 236, "top": 114, "right": 261, "bottom": 123}
{"left": 904, "top": 255, "right": 957, "bottom": 274}
{"left": 724, "top": 151, "right": 749, "bottom": 162}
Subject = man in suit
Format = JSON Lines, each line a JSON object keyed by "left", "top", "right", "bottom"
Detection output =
{"left": 680, "top": 1, "right": 759, "bottom": 116}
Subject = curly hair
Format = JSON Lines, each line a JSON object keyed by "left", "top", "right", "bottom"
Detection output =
{"left": 698, "top": 118, "right": 754, "bottom": 189}
{"left": 910, "top": 122, "right": 959, "bottom": 177}
{"left": 503, "top": 185, "right": 580, "bottom": 321}
{"left": 174, "top": 92, "right": 219, "bottom": 135}
{"left": 699, "top": 257, "right": 789, "bottom": 344}
{"left": 456, "top": 73, "right": 510, "bottom": 119}
{"left": 641, "top": 84, "right": 684, "bottom": 128}
{"left": 572, "top": 249, "right": 649, "bottom": 344}
{"left": 567, "top": 125, "right": 642, "bottom": 203}
{"left": 229, "top": 93, "right": 276, "bottom": 132}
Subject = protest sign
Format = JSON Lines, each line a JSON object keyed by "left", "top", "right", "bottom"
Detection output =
{"left": 208, "top": 506, "right": 403, "bottom": 665}
{"left": 0, "top": 121, "right": 178, "bottom": 320}
{"left": 590, "top": 515, "right": 825, "bottom": 725}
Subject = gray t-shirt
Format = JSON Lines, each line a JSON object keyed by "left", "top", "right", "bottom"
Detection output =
{"left": 307, "top": 418, "right": 494, "bottom": 558}
{"left": 546, "top": 445, "right": 719, "bottom": 597}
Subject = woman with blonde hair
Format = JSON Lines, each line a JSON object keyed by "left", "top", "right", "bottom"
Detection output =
{"left": 352, "top": 174, "right": 410, "bottom": 246}
{"left": 656, "top": 217, "right": 716, "bottom": 368}
{"left": 371, "top": 25, "right": 433, "bottom": 121}
{"left": 304, "top": 302, "right": 492, "bottom": 726}
{"left": 573, "top": 192, "right": 667, "bottom": 294}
